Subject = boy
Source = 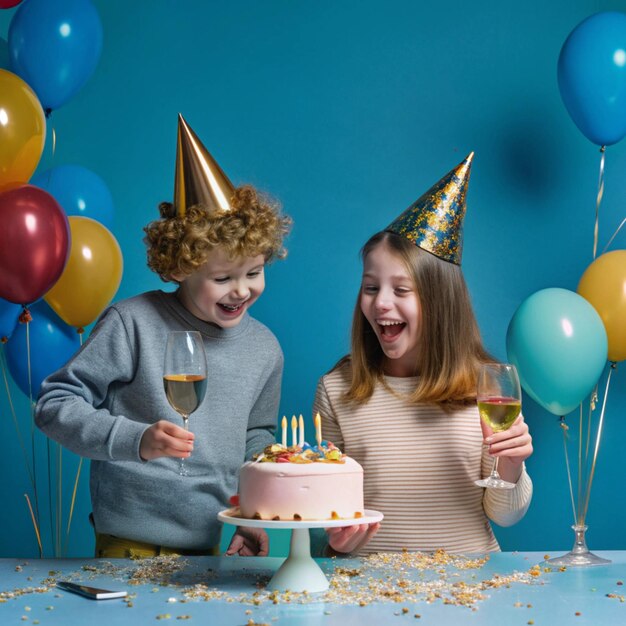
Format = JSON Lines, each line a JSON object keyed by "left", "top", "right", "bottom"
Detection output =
{"left": 35, "top": 115, "right": 291, "bottom": 557}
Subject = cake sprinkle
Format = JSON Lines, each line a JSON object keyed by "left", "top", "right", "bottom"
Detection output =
{"left": 253, "top": 441, "right": 344, "bottom": 464}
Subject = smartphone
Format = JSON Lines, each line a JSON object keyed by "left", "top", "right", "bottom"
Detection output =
{"left": 56, "top": 581, "right": 127, "bottom": 600}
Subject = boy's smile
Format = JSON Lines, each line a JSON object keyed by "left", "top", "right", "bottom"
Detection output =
{"left": 174, "top": 247, "right": 266, "bottom": 328}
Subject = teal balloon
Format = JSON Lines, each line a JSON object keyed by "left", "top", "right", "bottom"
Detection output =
{"left": 506, "top": 288, "right": 608, "bottom": 416}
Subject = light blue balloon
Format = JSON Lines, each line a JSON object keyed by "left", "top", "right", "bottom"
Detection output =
{"left": 5, "top": 300, "right": 80, "bottom": 398}
{"left": 558, "top": 11, "right": 626, "bottom": 146}
{"left": 8, "top": 0, "right": 103, "bottom": 112}
{"left": 31, "top": 165, "right": 114, "bottom": 230}
{"left": 506, "top": 288, "right": 608, "bottom": 416}
{"left": 0, "top": 298, "right": 21, "bottom": 339}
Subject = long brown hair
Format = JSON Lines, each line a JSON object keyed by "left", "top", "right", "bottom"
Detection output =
{"left": 341, "top": 231, "right": 494, "bottom": 406}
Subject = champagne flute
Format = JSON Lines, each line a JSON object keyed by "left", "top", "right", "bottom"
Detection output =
{"left": 474, "top": 363, "right": 521, "bottom": 490}
{"left": 163, "top": 331, "right": 207, "bottom": 476}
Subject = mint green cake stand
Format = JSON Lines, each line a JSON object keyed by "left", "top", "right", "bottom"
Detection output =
{"left": 218, "top": 508, "right": 383, "bottom": 592}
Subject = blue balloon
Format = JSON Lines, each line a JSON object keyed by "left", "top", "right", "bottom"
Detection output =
{"left": 0, "top": 37, "right": 9, "bottom": 71}
{"left": 506, "top": 288, "right": 608, "bottom": 416}
{"left": 8, "top": 0, "right": 103, "bottom": 112}
{"left": 0, "top": 298, "right": 21, "bottom": 339}
{"left": 5, "top": 300, "right": 80, "bottom": 398}
{"left": 31, "top": 165, "right": 114, "bottom": 230}
{"left": 558, "top": 11, "right": 626, "bottom": 146}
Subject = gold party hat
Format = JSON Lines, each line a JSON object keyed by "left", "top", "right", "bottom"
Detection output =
{"left": 386, "top": 152, "right": 474, "bottom": 265}
{"left": 174, "top": 114, "right": 235, "bottom": 217}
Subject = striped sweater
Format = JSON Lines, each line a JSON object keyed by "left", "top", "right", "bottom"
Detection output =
{"left": 313, "top": 363, "right": 532, "bottom": 554}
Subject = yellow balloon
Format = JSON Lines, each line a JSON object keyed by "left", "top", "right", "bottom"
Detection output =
{"left": 45, "top": 217, "right": 123, "bottom": 329}
{"left": 0, "top": 69, "right": 46, "bottom": 191}
{"left": 577, "top": 249, "right": 626, "bottom": 362}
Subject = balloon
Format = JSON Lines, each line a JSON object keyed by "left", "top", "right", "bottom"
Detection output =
{"left": 45, "top": 217, "right": 123, "bottom": 329}
{"left": 577, "top": 250, "right": 626, "bottom": 362}
{"left": 8, "top": 0, "right": 103, "bottom": 112}
{"left": 5, "top": 300, "right": 79, "bottom": 397}
{"left": 31, "top": 165, "right": 115, "bottom": 230}
{"left": 0, "top": 69, "right": 46, "bottom": 191}
{"left": 506, "top": 288, "right": 608, "bottom": 416}
{"left": 0, "top": 298, "right": 21, "bottom": 339}
{"left": 558, "top": 11, "right": 626, "bottom": 146}
{"left": 0, "top": 38, "right": 9, "bottom": 70}
{"left": 0, "top": 185, "right": 70, "bottom": 305}
{"left": 0, "top": 1, "right": 24, "bottom": 8}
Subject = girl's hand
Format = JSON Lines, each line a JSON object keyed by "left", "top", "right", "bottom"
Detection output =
{"left": 481, "top": 415, "right": 533, "bottom": 482}
{"left": 139, "top": 420, "right": 194, "bottom": 461}
{"left": 326, "top": 522, "right": 380, "bottom": 555}
{"left": 225, "top": 527, "right": 269, "bottom": 556}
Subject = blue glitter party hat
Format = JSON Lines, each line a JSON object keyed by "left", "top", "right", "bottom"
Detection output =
{"left": 385, "top": 152, "right": 474, "bottom": 265}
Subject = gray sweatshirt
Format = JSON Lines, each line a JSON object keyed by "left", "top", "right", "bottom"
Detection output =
{"left": 35, "top": 290, "right": 281, "bottom": 550}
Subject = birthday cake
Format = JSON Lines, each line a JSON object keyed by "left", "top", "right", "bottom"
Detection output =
{"left": 238, "top": 439, "right": 364, "bottom": 522}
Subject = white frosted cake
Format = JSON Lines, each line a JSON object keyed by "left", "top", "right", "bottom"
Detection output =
{"left": 238, "top": 441, "right": 364, "bottom": 521}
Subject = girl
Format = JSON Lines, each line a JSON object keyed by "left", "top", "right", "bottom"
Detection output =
{"left": 313, "top": 154, "right": 533, "bottom": 555}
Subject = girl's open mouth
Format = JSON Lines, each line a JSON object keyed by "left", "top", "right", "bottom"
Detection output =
{"left": 378, "top": 321, "right": 406, "bottom": 340}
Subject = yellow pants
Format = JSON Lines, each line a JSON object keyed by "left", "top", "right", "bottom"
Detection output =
{"left": 94, "top": 532, "right": 219, "bottom": 559}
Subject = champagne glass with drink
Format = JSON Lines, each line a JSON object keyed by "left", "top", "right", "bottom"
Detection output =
{"left": 163, "top": 330, "right": 207, "bottom": 476}
{"left": 474, "top": 363, "right": 521, "bottom": 490}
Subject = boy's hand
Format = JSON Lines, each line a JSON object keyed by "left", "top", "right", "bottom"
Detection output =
{"left": 139, "top": 420, "right": 194, "bottom": 461}
{"left": 326, "top": 522, "right": 380, "bottom": 555}
{"left": 225, "top": 527, "right": 269, "bottom": 556}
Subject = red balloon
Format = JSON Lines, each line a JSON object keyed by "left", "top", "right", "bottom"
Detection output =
{"left": 0, "top": 1, "right": 24, "bottom": 8}
{"left": 0, "top": 185, "right": 70, "bottom": 304}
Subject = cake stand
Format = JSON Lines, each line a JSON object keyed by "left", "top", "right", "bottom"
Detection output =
{"left": 217, "top": 508, "right": 383, "bottom": 592}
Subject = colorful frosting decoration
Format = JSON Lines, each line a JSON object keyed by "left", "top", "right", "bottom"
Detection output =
{"left": 254, "top": 441, "right": 344, "bottom": 464}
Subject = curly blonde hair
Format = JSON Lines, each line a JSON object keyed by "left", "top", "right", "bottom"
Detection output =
{"left": 144, "top": 185, "right": 292, "bottom": 282}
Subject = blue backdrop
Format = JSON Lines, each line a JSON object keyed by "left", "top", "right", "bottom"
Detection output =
{"left": 0, "top": 0, "right": 625, "bottom": 558}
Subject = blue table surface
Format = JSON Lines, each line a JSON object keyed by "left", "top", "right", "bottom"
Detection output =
{"left": 1, "top": 551, "right": 625, "bottom": 625}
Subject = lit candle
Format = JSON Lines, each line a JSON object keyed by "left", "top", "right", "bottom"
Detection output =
{"left": 315, "top": 412, "right": 322, "bottom": 446}
{"left": 281, "top": 416, "right": 287, "bottom": 448}
{"left": 298, "top": 414, "right": 305, "bottom": 447}
{"left": 291, "top": 415, "right": 298, "bottom": 447}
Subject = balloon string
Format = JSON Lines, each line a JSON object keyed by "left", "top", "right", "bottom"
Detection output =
{"left": 581, "top": 362, "right": 615, "bottom": 523}
{"left": 577, "top": 403, "right": 583, "bottom": 523}
{"left": 0, "top": 343, "right": 35, "bottom": 487}
{"left": 24, "top": 313, "right": 42, "bottom": 540}
{"left": 602, "top": 216, "right": 626, "bottom": 254}
{"left": 64, "top": 457, "right": 83, "bottom": 556}
{"left": 56, "top": 444, "right": 62, "bottom": 557}
{"left": 559, "top": 417, "right": 578, "bottom": 526}
{"left": 593, "top": 146, "right": 605, "bottom": 260}
{"left": 46, "top": 438, "right": 53, "bottom": 557}
{"left": 581, "top": 385, "right": 596, "bottom": 519}
{"left": 24, "top": 494, "right": 43, "bottom": 558}
{"left": 51, "top": 125, "right": 57, "bottom": 162}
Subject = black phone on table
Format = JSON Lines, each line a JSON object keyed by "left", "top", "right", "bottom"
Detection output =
{"left": 56, "top": 581, "right": 127, "bottom": 600}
